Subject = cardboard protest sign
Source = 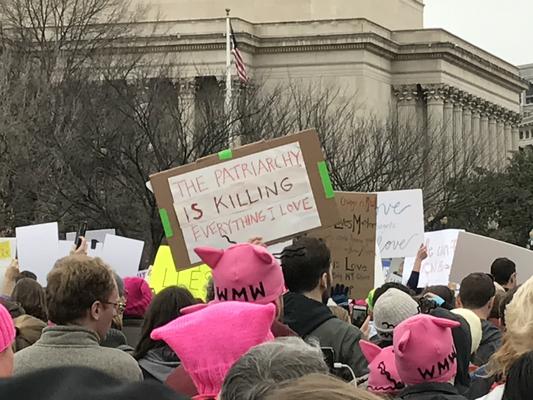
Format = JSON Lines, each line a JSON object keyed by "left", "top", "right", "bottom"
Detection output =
{"left": 101, "top": 234, "right": 144, "bottom": 278}
{"left": 450, "top": 232, "right": 533, "bottom": 284}
{"left": 148, "top": 246, "right": 211, "bottom": 300}
{"left": 16, "top": 222, "right": 59, "bottom": 285}
{"left": 150, "top": 129, "right": 338, "bottom": 269}
{"left": 403, "top": 229, "right": 462, "bottom": 288}
{"left": 376, "top": 189, "right": 424, "bottom": 258}
{"left": 310, "top": 192, "right": 377, "bottom": 299}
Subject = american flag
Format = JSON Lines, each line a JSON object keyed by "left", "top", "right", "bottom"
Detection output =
{"left": 230, "top": 23, "right": 248, "bottom": 83}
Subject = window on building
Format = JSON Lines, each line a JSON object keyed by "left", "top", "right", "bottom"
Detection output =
{"left": 527, "top": 131, "right": 531, "bottom": 139}
{"left": 526, "top": 83, "right": 533, "bottom": 104}
{"left": 520, "top": 131, "right": 524, "bottom": 140}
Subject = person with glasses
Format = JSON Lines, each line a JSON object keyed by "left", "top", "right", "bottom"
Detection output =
{"left": 13, "top": 255, "right": 143, "bottom": 382}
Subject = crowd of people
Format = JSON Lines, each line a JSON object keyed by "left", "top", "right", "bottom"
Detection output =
{"left": 0, "top": 235, "right": 531, "bottom": 400}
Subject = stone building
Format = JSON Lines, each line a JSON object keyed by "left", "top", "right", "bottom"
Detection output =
{"left": 126, "top": 0, "right": 527, "bottom": 169}
{"left": 519, "top": 64, "right": 533, "bottom": 149}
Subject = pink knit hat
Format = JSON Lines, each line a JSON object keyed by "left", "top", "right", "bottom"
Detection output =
{"left": 0, "top": 303, "right": 15, "bottom": 353}
{"left": 151, "top": 301, "right": 275, "bottom": 399}
{"left": 194, "top": 243, "right": 285, "bottom": 305}
{"left": 123, "top": 277, "right": 153, "bottom": 317}
{"left": 360, "top": 341, "right": 404, "bottom": 394}
{"left": 393, "top": 314, "right": 461, "bottom": 385}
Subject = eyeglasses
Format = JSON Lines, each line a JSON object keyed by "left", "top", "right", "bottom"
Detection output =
{"left": 102, "top": 301, "right": 126, "bottom": 313}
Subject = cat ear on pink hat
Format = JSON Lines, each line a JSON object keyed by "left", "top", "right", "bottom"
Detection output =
{"left": 194, "top": 242, "right": 286, "bottom": 305}
{"left": 393, "top": 314, "right": 461, "bottom": 386}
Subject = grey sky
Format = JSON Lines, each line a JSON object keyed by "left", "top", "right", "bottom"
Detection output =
{"left": 424, "top": 0, "right": 532, "bottom": 67}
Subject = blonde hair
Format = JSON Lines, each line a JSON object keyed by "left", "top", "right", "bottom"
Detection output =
{"left": 487, "top": 276, "right": 533, "bottom": 377}
{"left": 265, "top": 373, "right": 381, "bottom": 400}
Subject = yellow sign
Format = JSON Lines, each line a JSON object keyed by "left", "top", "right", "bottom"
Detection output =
{"left": 0, "top": 241, "right": 11, "bottom": 260}
{"left": 148, "top": 245, "right": 211, "bottom": 300}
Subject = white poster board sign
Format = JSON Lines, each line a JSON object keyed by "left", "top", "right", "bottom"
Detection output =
{"left": 57, "top": 240, "right": 74, "bottom": 259}
{"left": 16, "top": 222, "right": 59, "bottom": 285}
{"left": 376, "top": 189, "right": 424, "bottom": 258}
{"left": 450, "top": 232, "right": 533, "bottom": 284}
{"left": 403, "top": 229, "right": 463, "bottom": 288}
{"left": 66, "top": 228, "right": 116, "bottom": 244}
{"left": 169, "top": 142, "right": 322, "bottom": 264}
{"left": 101, "top": 234, "right": 144, "bottom": 278}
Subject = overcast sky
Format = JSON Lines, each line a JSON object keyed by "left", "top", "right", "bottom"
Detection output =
{"left": 424, "top": 0, "right": 532, "bottom": 67}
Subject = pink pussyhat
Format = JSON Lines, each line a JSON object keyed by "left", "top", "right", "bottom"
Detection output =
{"left": 0, "top": 303, "right": 15, "bottom": 353}
{"left": 360, "top": 341, "right": 404, "bottom": 394}
{"left": 151, "top": 301, "right": 276, "bottom": 399}
{"left": 393, "top": 314, "right": 461, "bottom": 385}
{"left": 195, "top": 243, "right": 285, "bottom": 305}
{"left": 123, "top": 277, "right": 153, "bottom": 318}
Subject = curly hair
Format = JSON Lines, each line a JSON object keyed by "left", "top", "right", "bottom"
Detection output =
{"left": 46, "top": 256, "right": 116, "bottom": 325}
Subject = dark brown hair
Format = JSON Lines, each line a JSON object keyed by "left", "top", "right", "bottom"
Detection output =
{"left": 134, "top": 286, "right": 197, "bottom": 360}
{"left": 11, "top": 278, "right": 48, "bottom": 322}
{"left": 46, "top": 256, "right": 116, "bottom": 325}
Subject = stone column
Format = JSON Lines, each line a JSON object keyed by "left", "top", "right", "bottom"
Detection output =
{"left": 488, "top": 113, "right": 497, "bottom": 170}
{"left": 496, "top": 117, "right": 506, "bottom": 170}
{"left": 480, "top": 111, "right": 490, "bottom": 168}
{"left": 471, "top": 102, "right": 481, "bottom": 167}
{"left": 395, "top": 85, "right": 418, "bottom": 130}
{"left": 443, "top": 98, "right": 455, "bottom": 167}
{"left": 512, "top": 126, "right": 520, "bottom": 151}
{"left": 453, "top": 100, "right": 464, "bottom": 171}
{"left": 463, "top": 101, "right": 472, "bottom": 167}
{"left": 504, "top": 120, "right": 513, "bottom": 164}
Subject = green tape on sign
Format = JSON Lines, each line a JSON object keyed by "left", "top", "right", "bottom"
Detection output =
{"left": 218, "top": 149, "right": 233, "bottom": 160}
{"left": 317, "top": 161, "right": 335, "bottom": 199}
{"left": 159, "top": 208, "right": 174, "bottom": 239}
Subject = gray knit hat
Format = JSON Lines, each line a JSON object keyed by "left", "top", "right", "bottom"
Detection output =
{"left": 373, "top": 288, "right": 419, "bottom": 339}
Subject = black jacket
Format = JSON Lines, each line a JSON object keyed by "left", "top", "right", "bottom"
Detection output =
{"left": 395, "top": 382, "right": 469, "bottom": 400}
{"left": 283, "top": 292, "right": 368, "bottom": 379}
{"left": 472, "top": 320, "right": 502, "bottom": 366}
{"left": 430, "top": 308, "right": 472, "bottom": 394}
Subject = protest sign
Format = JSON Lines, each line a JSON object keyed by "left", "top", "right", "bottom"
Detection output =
{"left": 403, "top": 229, "right": 462, "bottom": 288}
{"left": 57, "top": 240, "right": 73, "bottom": 259}
{"left": 16, "top": 222, "right": 59, "bottom": 285}
{"left": 66, "top": 228, "right": 116, "bottom": 244}
{"left": 148, "top": 246, "right": 211, "bottom": 300}
{"left": 376, "top": 189, "right": 424, "bottom": 258}
{"left": 101, "top": 234, "right": 144, "bottom": 278}
{"left": 450, "top": 232, "right": 533, "bottom": 284}
{"left": 0, "top": 238, "right": 16, "bottom": 267}
{"left": 310, "top": 192, "right": 377, "bottom": 299}
{"left": 150, "top": 129, "right": 338, "bottom": 269}
{"left": 0, "top": 238, "right": 16, "bottom": 290}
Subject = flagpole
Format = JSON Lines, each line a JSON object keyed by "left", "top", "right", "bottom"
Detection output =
{"left": 225, "top": 9, "right": 232, "bottom": 117}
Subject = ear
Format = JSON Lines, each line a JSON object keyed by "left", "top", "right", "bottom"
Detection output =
{"left": 90, "top": 301, "right": 101, "bottom": 321}
{"left": 432, "top": 316, "right": 461, "bottom": 329}
{"left": 194, "top": 247, "right": 224, "bottom": 268}
{"left": 456, "top": 296, "right": 463, "bottom": 308}
{"left": 396, "top": 330, "right": 411, "bottom": 355}
{"left": 252, "top": 245, "right": 274, "bottom": 264}
{"left": 360, "top": 340, "right": 382, "bottom": 363}
{"left": 488, "top": 296, "right": 495, "bottom": 310}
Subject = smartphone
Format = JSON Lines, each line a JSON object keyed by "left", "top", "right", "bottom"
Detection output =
{"left": 75, "top": 221, "right": 88, "bottom": 249}
{"left": 352, "top": 305, "right": 368, "bottom": 328}
{"left": 321, "top": 347, "right": 335, "bottom": 370}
